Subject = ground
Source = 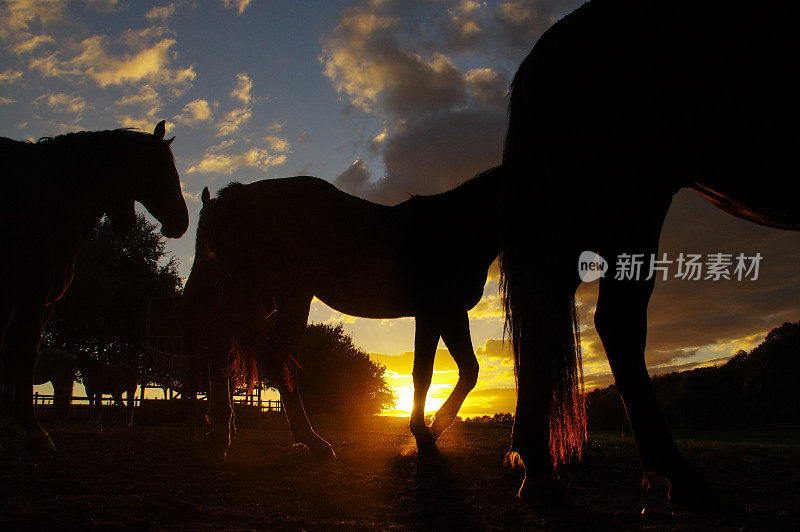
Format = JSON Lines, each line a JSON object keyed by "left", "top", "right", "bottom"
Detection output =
{"left": 1, "top": 416, "right": 798, "bottom": 530}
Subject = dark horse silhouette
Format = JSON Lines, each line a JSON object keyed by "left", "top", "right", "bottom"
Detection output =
{"left": 33, "top": 348, "right": 77, "bottom": 421}
{"left": 500, "top": 0, "right": 800, "bottom": 508}
{"left": 0, "top": 121, "right": 188, "bottom": 450}
{"left": 77, "top": 354, "right": 137, "bottom": 426}
{"left": 183, "top": 168, "right": 502, "bottom": 458}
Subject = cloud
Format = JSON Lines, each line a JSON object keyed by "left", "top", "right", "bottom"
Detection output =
{"left": 0, "top": 96, "right": 15, "bottom": 104}
{"left": 222, "top": 0, "right": 253, "bottom": 15}
{"left": 230, "top": 72, "right": 253, "bottom": 104}
{"left": 0, "top": 0, "right": 64, "bottom": 38}
{"left": 145, "top": 4, "right": 176, "bottom": 21}
{"left": 263, "top": 135, "right": 290, "bottom": 153}
{"left": 475, "top": 338, "right": 513, "bottom": 364}
{"left": 321, "top": 7, "right": 466, "bottom": 117}
{"left": 464, "top": 67, "right": 507, "bottom": 107}
{"left": 334, "top": 159, "right": 371, "bottom": 194}
{"left": 116, "top": 114, "right": 170, "bottom": 133}
{"left": 468, "top": 293, "right": 503, "bottom": 319}
{"left": 9, "top": 32, "right": 54, "bottom": 54}
{"left": 116, "top": 84, "right": 160, "bottom": 107}
{"left": 267, "top": 121, "right": 285, "bottom": 132}
{"left": 29, "top": 34, "right": 195, "bottom": 90}
{"left": 0, "top": 69, "right": 23, "bottom": 84}
{"left": 187, "top": 145, "right": 287, "bottom": 175}
{"left": 216, "top": 106, "right": 251, "bottom": 136}
{"left": 174, "top": 98, "right": 212, "bottom": 125}
{"left": 44, "top": 92, "right": 86, "bottom": 114}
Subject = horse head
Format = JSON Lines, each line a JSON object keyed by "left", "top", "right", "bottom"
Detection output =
{"left": 107, "top": 121, "right": 189, "bottom": 238}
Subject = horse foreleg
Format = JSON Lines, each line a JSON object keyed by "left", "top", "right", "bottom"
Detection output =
{"left": 430, "top": 310, "right": 479, "bottom": 441}
{"left": 126, "top": 387, "right": 135, "bottom": 427}
{"left": 268, "top": 295, "right": 334, "bottom": 459}
{"left": 409, "top": 316, "right": 439, "bottom": 450}
{"left": 2, "top": 299, "right": 53, "bottom": 451}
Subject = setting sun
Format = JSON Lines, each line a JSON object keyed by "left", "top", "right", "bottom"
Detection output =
{"left": 385, "top": 383, "right": 450, "bottom": 417}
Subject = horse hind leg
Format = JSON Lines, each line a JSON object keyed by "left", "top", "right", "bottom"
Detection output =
{"left": 205, "top": 338, "right": 233, "bottom": 461}
{"left": 409, "top": 315, "right": 439, "bottom": 450}
{"left": 594, "top": 201, "right": 721, "bottom": 508}
{"left": 430, "top": 310, "right": 479, "bottom": 442}
{"left": 266, "top": 295, "right": 334, "bottom": 459}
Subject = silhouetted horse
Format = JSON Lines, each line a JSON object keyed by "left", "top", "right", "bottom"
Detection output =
{"left": 184, "top": 168, "right": 503, "bottom": 458}
{"left": 500, "top": 0, "right": 800, "bottom": 508}
{"left": 33, "top": 348, "right": 77, "bottom": 421}
{"left": 78, "top": 354, "right": 138, "bottom": 426}
{"left": 0, "top": 121, "right": 188, "bottom": 450}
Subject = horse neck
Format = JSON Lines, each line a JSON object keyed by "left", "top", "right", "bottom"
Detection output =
{"left": 38, "top": 135, "right": 125, "bottom": 241}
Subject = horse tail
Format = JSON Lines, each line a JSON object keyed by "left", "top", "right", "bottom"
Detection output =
{"left": 500, "top": 52, "right": 586, "bottom": 465}
{"left": 199, "top": 183, "right": 274, "bottom": 395}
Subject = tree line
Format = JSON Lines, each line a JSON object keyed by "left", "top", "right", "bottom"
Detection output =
{"left": 588, "top": 320, "right": 800, "bottom": 430}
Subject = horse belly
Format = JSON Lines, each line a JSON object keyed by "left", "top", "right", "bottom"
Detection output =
{"left": 314, "top": 267, "right": 414, "bottom": 319}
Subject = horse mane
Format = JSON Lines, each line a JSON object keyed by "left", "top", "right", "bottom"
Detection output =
{"left": 401, "top": 166, "right": 505, "bottom": 210}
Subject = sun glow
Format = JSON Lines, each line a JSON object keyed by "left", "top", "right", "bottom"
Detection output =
{"left": 385, "top": 383, "right": 449, "bottom": 417}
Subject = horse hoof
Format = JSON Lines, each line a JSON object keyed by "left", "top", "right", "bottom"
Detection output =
{"left": 668, "top": 468, "right": 723, "bottom": 510}
{"left": 312, "top": 442, "right": 336, "bottom": 461}
{"left": 202, "top": 435, "right": 229, "bottom": 463}
{"left": 411, "top": 426, "right": 437, "bottom": 454}
{"left": 518, "top": 474, "right": 573, "bottom": 513}
{"left": 24, "top": 432, "right": 56, "bottom": 453}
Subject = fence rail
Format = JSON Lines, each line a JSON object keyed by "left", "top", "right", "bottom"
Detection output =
{"left": 32, "top": 392, "right": 283, "bottom": 413}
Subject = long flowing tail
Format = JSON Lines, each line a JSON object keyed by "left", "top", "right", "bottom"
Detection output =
{"left": 499, "top": 242, "right": 586, "bottom": 465}
{"left": 500, "top": 54, "right": 586, "bottom": 464}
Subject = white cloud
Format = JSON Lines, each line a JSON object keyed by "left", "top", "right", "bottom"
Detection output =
{"left": 174, "top": 98, "right": 213, "bottom": 125}
{"left": 187, "top": 145, "right": 287, "bottom": 175}
{"left": 0, "top": 96, "right": 15, "bottom": 104}
{"left": 145, "top": 4, "right": 176, "bottom": 21}
{"left": 0, "top": 69, "right": 23, "bottom": 84}
{"left": 230, "top": 72, "right": 252, "bottom": 104}
{"left": 116, "top": 115, "right": 161, "bottom": 132}
{"left": 267, "top": 121, "right": 285, "bottom": 132}
{"left": 29, "top": 34, "right": 195, "bottom": 90}
{"left": 216, "top": 106, "right": 251, "bottom": 136}
{"left": 263, "top": 135, "right": 290, "bottom": 153}
{"left": 9, "top": 32, "right": 54, "bottom": 54}
{"left": 0, "top": 0, "right": 64, "bottom": 39}
{"left": 45, "top": 93, "right": 86, "bottom": 114}
{"left": 222, "top": 0, "right": 253, "bottom": 15}
{"left": 321, "top": 8, "right": 466, "bottom": 116}
{"left": 116, "top": 84, "right": 160, "bottom": 107}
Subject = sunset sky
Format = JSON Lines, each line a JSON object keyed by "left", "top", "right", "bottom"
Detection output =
{"left": 6, "top": 0, "right": 800, "bottom": 417}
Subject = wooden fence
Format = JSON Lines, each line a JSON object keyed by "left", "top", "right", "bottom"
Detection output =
{"left": 32, "top": 392, "right": 283, "bottom": 413}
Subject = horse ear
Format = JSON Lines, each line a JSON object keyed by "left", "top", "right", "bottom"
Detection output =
{"left": 153, "top": 120, "right": 166, "bottom": 140}
{"left": 165, "top": 136, "right": 175, "bottom": 146}
{"left": 201, "top": 186, "right": 211, "bottom": 205}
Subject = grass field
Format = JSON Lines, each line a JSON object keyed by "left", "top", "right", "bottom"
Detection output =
{"left": 1, "top": 416, "right": 798, "bottom": 530}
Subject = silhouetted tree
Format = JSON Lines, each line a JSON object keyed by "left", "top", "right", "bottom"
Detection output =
{"left": 294, "top": 323, "right": 396, "bottom": 417}
{"left": 43, "top": 215, "right": 181, "bottom": 369}
{"left": 587, "top": 321, "right": 800, "bottom": 430}
{"left": 743, "top": 322, "right": 800, "bottom": 423}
